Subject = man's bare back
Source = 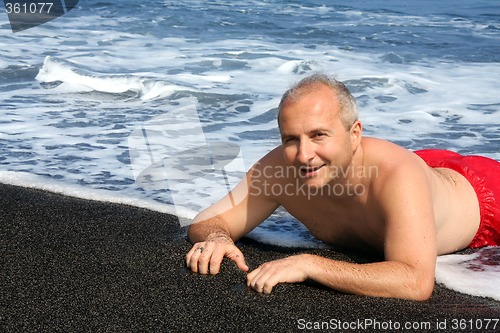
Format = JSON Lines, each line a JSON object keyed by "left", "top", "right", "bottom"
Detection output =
{"left": 185, "top": 74, "right": 484, "bottom": 300}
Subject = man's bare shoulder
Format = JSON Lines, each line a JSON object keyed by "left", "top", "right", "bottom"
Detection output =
{"left": 361, "top": 137, "right": 426, "bottom": 171}
{"left": 249, "top": 145, "right": 289, "bottom": 176}
{"left": 360, "top": 137, "right": 433, "bottom": 196}
{"left": 255, "top": 145, "right": 286, "bottom": 166}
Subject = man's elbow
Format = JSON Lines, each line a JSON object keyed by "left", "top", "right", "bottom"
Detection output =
{"left": 408, "top": 277, "right": 434, "bottom": 301}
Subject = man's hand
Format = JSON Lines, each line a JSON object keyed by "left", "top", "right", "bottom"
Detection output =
{"left": 185, "top": 233, "right": 249, "bottom": 275}
{"left": 246, "top": 254, "right": 310, "bottom": 294}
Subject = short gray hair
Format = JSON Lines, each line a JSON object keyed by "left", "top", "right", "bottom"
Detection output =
{"left": 278, "top": 73, "right": 358, "bottom": 130}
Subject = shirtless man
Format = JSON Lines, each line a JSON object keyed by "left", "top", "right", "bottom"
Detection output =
{"left": 185, "top": 73, "right": 500, "bottom": 300}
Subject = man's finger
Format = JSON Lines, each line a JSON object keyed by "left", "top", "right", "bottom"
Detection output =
{"left": 226, "top": 247, "right": 249, "bottom": 272}
{"left": 186, "top": 243, "right": 206, "bottom": 272}
{"left": 197, "top": 247, "right": 213, "bottom": 275}
{"left": 246, "top": 268, "right": 258, "bottom": 287}
{"left": 205, "top": 247, "right": 225, "bottom": 275}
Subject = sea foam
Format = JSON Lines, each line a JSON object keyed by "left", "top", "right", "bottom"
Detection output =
{"left": 436, "top": 247, "right": 500, "bottom": 301}
{"left": 36, "top": 56, "right": 186, "bottom": 100}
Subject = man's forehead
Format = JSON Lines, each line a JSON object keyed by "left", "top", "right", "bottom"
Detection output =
{"left": 277, "top": 83, "right": 341, "bottom": 131}
{"left": 279, "top": 107, "right": 341, "bottom": 138}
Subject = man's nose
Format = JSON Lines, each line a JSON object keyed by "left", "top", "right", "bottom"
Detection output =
{"left": 297, "top": 139, "right": 314, "bottom": 165}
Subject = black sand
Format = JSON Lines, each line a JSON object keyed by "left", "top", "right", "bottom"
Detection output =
{"left": 1, "top": 183, "right": 499, "bottom": 332}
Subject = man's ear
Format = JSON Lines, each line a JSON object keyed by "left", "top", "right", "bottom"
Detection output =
{"left": 350, "top": 120, "right": 362, "bottom": 149}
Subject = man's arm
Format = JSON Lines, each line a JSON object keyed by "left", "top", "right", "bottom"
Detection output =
{"left": 186, "top": 150, "right": 282, "bottom": 275}
{"left": 246, "top": 162, "right": 437, "bottom": 300}
{"left": 247, "top": 254, "right": 435, "bottom": 300}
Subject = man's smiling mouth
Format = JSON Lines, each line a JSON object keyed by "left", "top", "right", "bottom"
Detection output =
{"left": 300, "top": 164, "right": 325, "bottom": 177}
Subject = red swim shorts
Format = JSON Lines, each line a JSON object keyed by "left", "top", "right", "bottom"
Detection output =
{"left": 414, "top": 149, "right": 500, "bottom": 248}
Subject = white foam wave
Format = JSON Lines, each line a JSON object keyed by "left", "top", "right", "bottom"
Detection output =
{"left": 35, "top": 56, "right": 187, "bottom": 100}
{"left": 435, "top": 247, "right": 500, "bottom": 301}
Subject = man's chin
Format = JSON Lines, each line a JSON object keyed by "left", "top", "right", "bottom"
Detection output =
{"left": 300, "top": 178, "right": 329, "bottom": 190}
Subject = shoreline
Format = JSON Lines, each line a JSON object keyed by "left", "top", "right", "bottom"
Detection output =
{"left": 2, "top": 183, "right": 499, "bottom": 332}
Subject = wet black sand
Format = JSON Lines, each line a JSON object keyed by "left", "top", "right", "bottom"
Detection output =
{"left": 2, "top": 183, "right": 499, "bottom": 332}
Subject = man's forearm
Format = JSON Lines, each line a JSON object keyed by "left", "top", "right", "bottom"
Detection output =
{"left": 187, "top": 215, "right": 233, "bottom": 244}
{"left": 304, "top": 254, "right": 434, "bottom": 301}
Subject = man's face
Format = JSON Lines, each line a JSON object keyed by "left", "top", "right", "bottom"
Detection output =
{"left": 279, "top": 85, "right": 355, "bottom": 189}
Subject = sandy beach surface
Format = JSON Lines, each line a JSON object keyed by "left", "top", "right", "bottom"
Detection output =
{"left": 2, "top": 183, "right": 499, "bottom": 332}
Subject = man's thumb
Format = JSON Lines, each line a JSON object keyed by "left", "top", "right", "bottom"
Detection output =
{"left": 227, "top": 249, "right": 249, "bottom": 272}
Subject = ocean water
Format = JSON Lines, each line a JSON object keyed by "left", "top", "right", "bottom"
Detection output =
{"left": 1, "top": 0, "right": 499, "bottom": 300}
